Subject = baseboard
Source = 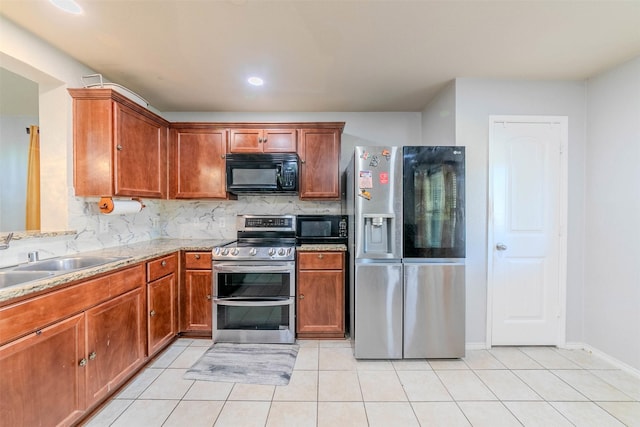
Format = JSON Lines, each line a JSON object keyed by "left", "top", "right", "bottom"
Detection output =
{"left": 465, "top": 342, "right": 489, "bottom": 350}
{"left": 551, "top": 341, "right": 640, "bottom": 379}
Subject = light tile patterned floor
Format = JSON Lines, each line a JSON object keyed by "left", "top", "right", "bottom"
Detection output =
{"left": 83, "top": 338, "right": 640, "bottom": 427}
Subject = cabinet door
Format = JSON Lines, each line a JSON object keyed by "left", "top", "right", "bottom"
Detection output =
{"left": 297, "top": 269, "right": 344, "bottom": 336}
{"left": 298, "top": 128, "right": 341, "bottom": 200}
{"left": 0, "top": 313, "right": 86, "bottom": 427}
{"left": 85, "top": 288, "right": 145, "bottom": 407}
{"left": 229, "top": 129, "right": 263, "bottom": 152}
{"left": 147, "top": 273, "right": 177, "bottom": 356}
{"left": 262, "top": 129, "right": 296, "bottom": 152}
{"left": 114, "top": 102, "right": 167, "bottom": 198}
{"left": 183, "top": 270, "right": 213, "bottom": 332}
{"left": 170, "top": 128, "right": 228, "bottom": 198}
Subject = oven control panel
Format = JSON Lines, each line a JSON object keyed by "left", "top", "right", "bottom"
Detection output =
{"left": 237, "top": 214, "right": 296, "bottom": 232}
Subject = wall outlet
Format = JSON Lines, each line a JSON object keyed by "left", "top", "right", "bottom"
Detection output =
{"left": 151, "top": 217, "right": 159, "bottom": 228}
{"left": 99, "top": 218, "right": 109, "bottom": 234}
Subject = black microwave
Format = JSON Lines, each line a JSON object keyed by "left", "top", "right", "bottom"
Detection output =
{"left": 226, "top": 153, "right": 298, "bottom": 194}
{"left": 296, "top": 215, "right": 348, "bottom": 244}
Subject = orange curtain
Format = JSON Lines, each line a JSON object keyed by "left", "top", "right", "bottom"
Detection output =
{"left": 26, "top": 125, "right": 40, "bottom": 230}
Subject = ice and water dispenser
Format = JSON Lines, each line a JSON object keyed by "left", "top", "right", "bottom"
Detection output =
{"left": 362, "top": 214, "right": 395, "bottom": 256}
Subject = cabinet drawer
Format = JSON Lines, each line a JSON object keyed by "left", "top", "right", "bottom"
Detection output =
{"left": 184, "top": 252, "right": 212, "bottom": 269}
{"left": 147, "top": 253, "right": 177, "bottom": 282}
{"left": 298, "top": 252, "right": 344, "bottom": 270}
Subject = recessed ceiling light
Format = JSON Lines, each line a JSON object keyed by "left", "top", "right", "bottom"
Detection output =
{"left": 247, "top": 77, "right": 264, "bottom": 86}
{"left": 49, "top": 0, "right": 83, "bottom": 15}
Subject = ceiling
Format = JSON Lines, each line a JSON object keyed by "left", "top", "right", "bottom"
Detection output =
{"left": 1, "top": 1, "right": 639, "bottom": 113}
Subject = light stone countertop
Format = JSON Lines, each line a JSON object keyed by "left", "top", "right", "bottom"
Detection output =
{"left": 0, "top": 238, "right": 232, "bottom": 304}
{"left": 297, "top": 243, "right": 347, "bottom": 252}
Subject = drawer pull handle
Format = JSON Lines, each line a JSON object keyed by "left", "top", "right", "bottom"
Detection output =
{"left": 317, "top": 254, "right": 324, "bottom": 259}
{"left": 299, "top": 294, "right": 304, "bottom": 300}
{"left": 89, "top": 351, "right": 97, "bottom": 360}
{"left": 150, "top": 309, "right": 156, "bottom": 317}
{"left": 206, "top": 295, "right": 212, "bottom": 300}
{"left": 78, "top": 358, "right": 87, "bottom": 367}
{"left": 195, "top": 254, "right": 201, "bottom": 260}
{"left": 161, "top": 260, "right": 167, "bottom": 267}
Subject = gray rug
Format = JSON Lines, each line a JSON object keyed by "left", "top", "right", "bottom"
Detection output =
{"left": 184, "top": 343, "right": 299, "bottom": 386}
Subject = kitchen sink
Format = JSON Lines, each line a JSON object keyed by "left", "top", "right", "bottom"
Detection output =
{"left": 0, "top": 271, "right": 55, "bottom": 289}
{"left": 13, "top": 256, "right": 127, "bottom": 272}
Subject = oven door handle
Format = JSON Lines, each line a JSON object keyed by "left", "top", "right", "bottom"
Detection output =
{"left": 213, "top": 264, "right": 294, "bottom": 273}
{"left": 213, "top": 297, "right": 294, "bottom": 307}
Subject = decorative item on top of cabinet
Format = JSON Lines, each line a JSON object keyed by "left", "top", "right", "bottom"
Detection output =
{"left": 296, "top": 251, "right": 345, "bottom": 338}
{"left": 146, "top": 253, "right": 178, "bottom": 356}
{"left": 169, "top": 124, "right": 235, "bottom": 199}
{"left": 181, "top": 251, "right": 213, "bottom": 335}
{"left": 69, "top": 88, "right": 170, "bottom": 198}
{"left": 298, "top": 125, "right": 344, "bottom": 200}
{"left": 229, "top": 127, "right": 296, "bottom": 153}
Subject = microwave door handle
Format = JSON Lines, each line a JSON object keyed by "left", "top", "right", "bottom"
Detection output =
{"left": 276, "top": 165, "right": 283, "bottom": 187}
{"left": 213, "top": 298, "right": 293, "bottom": 307}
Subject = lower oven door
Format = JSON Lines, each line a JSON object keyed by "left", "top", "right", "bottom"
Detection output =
{"left": 213, "top": 261, "right": 295, "bottom": 344}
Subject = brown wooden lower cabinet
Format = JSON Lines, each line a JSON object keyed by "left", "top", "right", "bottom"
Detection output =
{"left": 0, "top": 265, "right": 146, "bottom": 427}
{"left": 85, "top": 287, "right": 146, "bottom": 407}
{"left": 296, "top": 251, "right": 345, "bottom": 338}
{"left": 181, "top": 251, "right": 213, "bottom": 335}
{"left": 146, "top": 253, "right": 178, "bottom": 356}
{"left": 0, "top": 313, "right": 86, "bottom": 427}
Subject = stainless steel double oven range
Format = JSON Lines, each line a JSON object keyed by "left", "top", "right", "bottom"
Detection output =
{"left": 212, "top": 215, "right": 296, "bottom": 344}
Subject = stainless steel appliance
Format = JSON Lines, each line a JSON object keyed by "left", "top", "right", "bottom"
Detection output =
{"left": 344, "top": 146, "right": 465, "bottom": 359}
{"left": 225, "top": 153, "right": 298, "bottom": 194}
{"left": 212, "top": 214, "right": 296, "bottom": 344}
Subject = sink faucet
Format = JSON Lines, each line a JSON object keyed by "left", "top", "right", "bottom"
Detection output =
{"left": 0, "top": 232, "right": 13, "bottom": 250}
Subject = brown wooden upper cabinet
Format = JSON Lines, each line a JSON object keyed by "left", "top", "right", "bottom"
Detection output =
{"left": 69, "top": 88, "right": 169, "bottom": 198}
{"left": 228, "top": 128, "right": 297, "bottom": 153}
{"left": 169, "top": 125, "right": 229, "bottom": 199}
{"left": 298, "top": 126, "right": 343, "bottom": 200}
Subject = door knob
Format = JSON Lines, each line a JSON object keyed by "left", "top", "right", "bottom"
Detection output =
{"left": 496, "top": 243, "right": 508, "bottom": 251}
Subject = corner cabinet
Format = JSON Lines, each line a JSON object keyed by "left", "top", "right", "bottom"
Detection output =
{"left": 297, "top": 126, "right": 344, "bottom": 200}
{"left": 169, "top": 125, "right": 230, "bottom": 199}
{"left": 69, "top": 88, "right": 169, "bottom": 198}
{"left": 181, "top": 251, "right": 213, "bottom": 335}
{"left": 296, "top": 251, "right": 345, "bottom": 338}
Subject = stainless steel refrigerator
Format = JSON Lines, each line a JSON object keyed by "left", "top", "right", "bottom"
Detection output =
{"left": 344, "top": 145, "right": 465, "bottom": 359}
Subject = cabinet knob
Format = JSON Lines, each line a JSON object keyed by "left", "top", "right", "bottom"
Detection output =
{"left": 496, "top": 243, "right": 508, "bottom": 251}
{"left": 194, "top": 254, "right": 201, "bottom": 260}
{"left": 301, "top": 159, "right": 306, "bottom": 164}
{"left": 78, "top": 358, "right": 87, "bottom": 367}
{"left": 221, "top": 154, "right": 226, "bottom": 159}
{"left": 161, "top": 260, "right": 167, "bottom": 267}
{"left": 116, "top": 145, "right": 123, "bottom": 151}
{"left": 299, "top": 294, "right": 304, "bottom": 299}
{"left": 206, "top": 294, "right": 212, "bottom": 300}
{"left": 150, "top": 309, "right": 156, "bottom": 317}
{"left": 88, "top": 351, "right": 97, "bottom": 360}
{"left": 263, "top": 137, "right": 267, "bottom": 144}
{"left": 317, "top": 253, "right": 324, "bottom": 259}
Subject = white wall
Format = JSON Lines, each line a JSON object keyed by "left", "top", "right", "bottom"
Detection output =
{"left": 584, "top": 57, "right": 640, "bottom": 370}
{"left": 421, "top": 81, "right": 456, "bottom": 146}
{"left": 454, "top": 78, "right": 587, "bottom": 345}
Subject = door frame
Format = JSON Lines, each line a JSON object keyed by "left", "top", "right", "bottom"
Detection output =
{"left": 486, "top": 115, "right": 569, "bottom": 348}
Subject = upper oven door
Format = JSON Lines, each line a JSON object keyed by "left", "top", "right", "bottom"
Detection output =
{"left": 213, "top": 261, "right": 295, "bottom": 298}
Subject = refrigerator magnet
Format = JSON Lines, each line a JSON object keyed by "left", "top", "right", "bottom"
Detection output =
{"left": 369, "top": 155, "right": 379, "bottom": 167}
{"left": 358, "top": 189, "right": 371, "bottom": 200}
{"left": 359, "top": 170, "right": 373, "bottom": 188}
{"left": 381, "top": 149, "right": 391, "bottom": 160}
{"left": 379, "top": 172, "right": 389, "bottom": 184}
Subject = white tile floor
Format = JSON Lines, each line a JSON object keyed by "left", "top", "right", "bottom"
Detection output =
{"left": 83, "top": 338, "right": 640, "bottom": 427}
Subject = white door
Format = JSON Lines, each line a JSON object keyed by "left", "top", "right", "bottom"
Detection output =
{"left": 488, "top": 116, "right": 567, "bottom": 346}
